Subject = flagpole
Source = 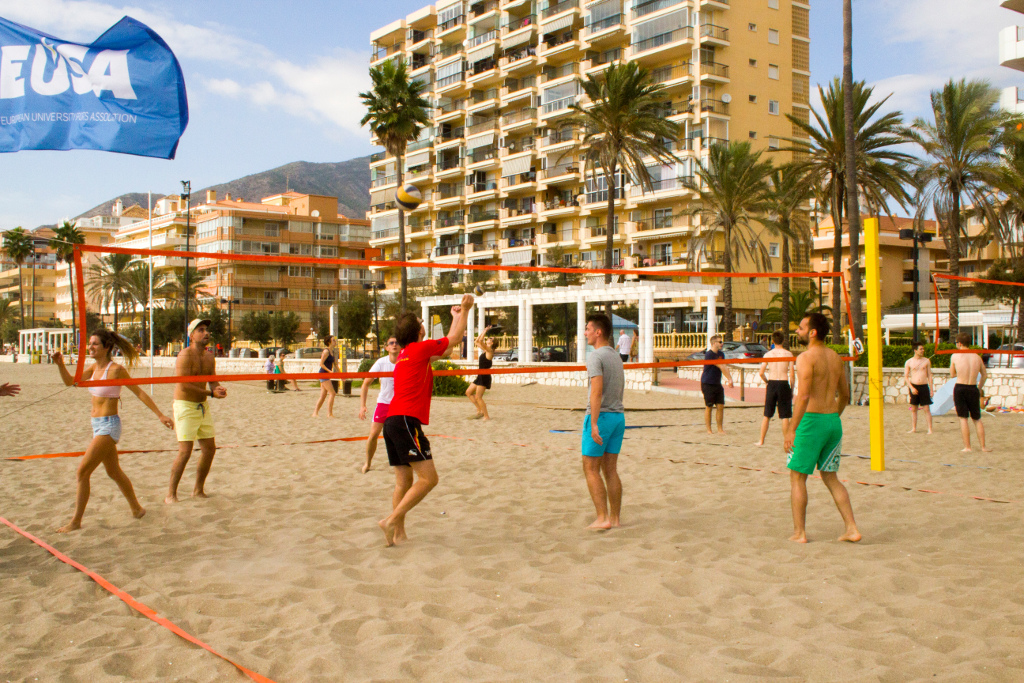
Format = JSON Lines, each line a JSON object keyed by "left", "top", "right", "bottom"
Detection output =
{"left": 148, "top": 191, "right": 154, "bottom": 394}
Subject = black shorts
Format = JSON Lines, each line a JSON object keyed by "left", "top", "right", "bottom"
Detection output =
{"left": 472, "top": 375, "right": 492, "bottom": 390}
{"left": 953, "top": 384, "right": 981, "bottom": 421}
{"left": 764, "top": 380, "right": 793, "bottom": 419}
{"left": 620, "top": 353, "right": 629, "bottom": 362}
{"left": 701, "top": 382, "right": 725, "bottom": 407}
{"left": 909, "top": 383, "right": 932, "bottom": 407}
{"left": 382, "top": 415, "right": 433, "bottom": 467}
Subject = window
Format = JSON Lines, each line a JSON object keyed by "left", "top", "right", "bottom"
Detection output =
{"left": 287, "top": 265, "right": 313, "bottom": 278}
{"left": 768, "top": 136, "right": 780, "bottom": 149}
{"left": 289, "top": 243, "right": 313, "bottom": 255}
{"left": 748, "top": 131, "right": 757, "bottom": 139}
{"left": 768, "top": 100, "right": 780, "bottom": 115}
{"left": 768, "top": 0, "right": 778, "bottom": 7}
{"left": 768, "top": 64, "right": 779, "bottom": 80}
{"left": 748, "top": 22, "right": 757, "bottom": 31}
{"left": 749, "top": 277, "right": 758, "bottom": 284}
{"left": 821, "top": 253, "right": 830, "bottom": 263}
{"left": 769, "top": 278, "right": 780, "bottom": 293}
{"left": 748, "top": 94, "right": 757, "bottom": 103}
{"left": 768, "top": 28, "right": 779, "bottom": 44}
{"left": 749, "top": 58, "right": 757, "bottom": 67}
{"left": 653, "top": 208, "right": 673, "bottom": 229}
{"left": 769, "top": 243, "right": 780, "bottom": 258}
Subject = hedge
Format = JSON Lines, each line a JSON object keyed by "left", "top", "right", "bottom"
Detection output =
{"left": 827, "top": 343, "right": 982, "bottom": 369}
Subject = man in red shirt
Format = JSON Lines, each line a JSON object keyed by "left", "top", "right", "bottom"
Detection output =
{"left": 378, "top": 293, "right": 474, "bottom": 546}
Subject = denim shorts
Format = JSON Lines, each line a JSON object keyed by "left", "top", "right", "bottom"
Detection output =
{"left": 91, "top": 415, "right": 122, "bottom": 443}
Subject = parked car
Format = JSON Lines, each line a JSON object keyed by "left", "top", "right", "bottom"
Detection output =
{"left": 538, "top": 345, "right": 568, "bottom": 362}
{"left": 987, "top": 343, "right": 1024, "bottom": 368}
{"left": 499, "top": 346, "right": 540, "bottom": 362}
{"left": 229, "top": 348, "right": 257, "bottom": 358}
{"left": 293, "top": 347, "right": 325, "bottom": 360}
{"left": 684, "top": 342, "right": 768, "bottom": 360}
{"left": 257, "top": 347, "right": 285, "bottom": 358}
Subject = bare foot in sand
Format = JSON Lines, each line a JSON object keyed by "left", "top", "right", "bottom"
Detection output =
{"left": 961, "top": 447, "right": 973, "bottom": 453}
{"left": 481, "top": 416, "right": 491, "bottom": 421}
{"left": 754, "top": 441, "right": 764, "bottom": 447}
{"left": 394, "top": 529, "right": 408, "bottom": 544}
{"left": 706, "top": 429, "right": 714, "bottom": 435}
{"left": 588, "top": 519, "right": 612, "bottom": 530}
{"left": 361, "top": 462, "right": 371, "bottom": 474}
{"left": 132, "top": 507, "right": 146, "bottom": 520}
{"left": 789, "top": 532, "right": 807, "bottom": 543}
{"left": 378, "top": 518, "right": 396, "bottom": 547}
{"left": 311, "top": 412, "right": 319, "bottom": 418}
{"left": 609, "top": 518, "right": 620, "bottom": 528}
{"left": 56, "top": 521, "right": 82, "bottom": 533}
{"left": 927, "top": 429, "right": 933, "bottom": 434}
{"left": 981, "top": 447, "right": 993, "bottom": 453}
{"left": 718, "top": 429, "right": 727, "bottom": 435}
{"left": 192, "top": 490, "right": 208, "bottom": 499}
{"left": 838, "top": 530, "right": 862, "bottom": 542}
{"left": 468, "top": 413, "right": 483, "bottom": 420}
{"left": 907, "top": 428, "right": 916, "bottom": 434}
{"left": 164, "top": 494, "right": 179, "bottom": 504}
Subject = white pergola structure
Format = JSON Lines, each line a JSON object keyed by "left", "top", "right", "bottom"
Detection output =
{"left": 19, "top": 328, "right": 73, "bottom": 356}
{"left": 881, "top": 309, "right": 1017, "bottom": 345}
{"left": 418, "top": 281, "right": 722, "bottom": 363}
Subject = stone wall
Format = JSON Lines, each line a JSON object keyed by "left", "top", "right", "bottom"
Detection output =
{"left": 676, "top": 364, "right": 1024, "bottom": 407}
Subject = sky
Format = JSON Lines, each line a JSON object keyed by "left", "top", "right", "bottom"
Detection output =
{"left": 0, "top": 0, "right": 1017, "bottom": 230}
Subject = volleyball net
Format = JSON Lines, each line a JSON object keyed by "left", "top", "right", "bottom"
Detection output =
{"left": 68, "top": 243, "right": 857, "bottom": 389}
{"left": 930, "top": 272, "right": 1024, "bottom": 363}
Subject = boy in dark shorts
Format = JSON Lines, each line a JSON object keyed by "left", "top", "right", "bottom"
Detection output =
{"left": 756, "top": 331, "right": 795, "bottom": 447}
{"left": 701, "top": 334, "right": 734, "bottom": 434}
{"left": 903, "top": 341, "right": 934, "bottom": 434}
{"left": 377, "top": 293, "right": 474, "bottom": 546}
{"left": 950, "top": 333, "right": 991, "bottom": 452}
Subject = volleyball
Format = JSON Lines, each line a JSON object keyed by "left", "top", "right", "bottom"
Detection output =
{"left": 474, "top": 284, "right": 484, "bottom": 296}
{"left": 396, "top": 184, "right": 422, "bottom": 210}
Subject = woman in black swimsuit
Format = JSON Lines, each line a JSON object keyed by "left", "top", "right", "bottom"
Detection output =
{"left": 466, "top": 325, "right": 496, "bottom": 420}
{"left": 312, "top": 335, "right": 337, "bottom": 417}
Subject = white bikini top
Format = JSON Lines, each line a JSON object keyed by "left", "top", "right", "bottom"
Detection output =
{"left": 88, "top": 363, "right": 121, "bottom": 399}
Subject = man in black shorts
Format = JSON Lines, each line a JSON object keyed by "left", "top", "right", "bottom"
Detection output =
{"left": 756, "top": 330, "right": 795, "bottom": 446}
{"left": 903, "top": 341, "right": 934, "bottom": 434}
{"left": 701, "top": 334, "right": 734, "bottom": 434}
{"left": 950, "top": 332, "right": 991, "bottom": 452}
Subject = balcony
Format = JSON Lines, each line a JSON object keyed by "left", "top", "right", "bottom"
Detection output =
{"left": 584, "top": 187, "right": 625, "bottom": 205}
{"left": 501, "top": 76, "right": 538, "bottom": 104}
{"left": 699, "top": 98, "right": 729, "bottom": 115}
{"left": 436, "top": 43, "right": 463, "bottom": 61}
{"left": 370, "top": 151, "right": 387, "bottom": 163}
{"left": 468, "top": 210, "right": 501, "bottom": 225}
{"left": 371, "top": 42, "right": 403, "bottom": 64}
{"left": 468, "top": 181, "right": 500, "bottom": 197}
{"left": 438, "top": 126, "right": 465, "bottom": 143}
{"left": 408, "top": 28, "right": 433, "bottom": 46}
{"left": 632, "top": 0, "right": 685, "bottom": 18}
{"left": 699, "top": 61, "right": 729, "bottom": 81}
{"left": 438, "top": 15, "right": 466, "bottom": 36}
{"left": 700, "top": 23, "right": 729, "bottom": 44}
{"left": 1000, "top": 25, "right": 1024, "bottom": 72}
{"left": 543, "top": 62, "right": 579, "bottom": 82}
{"left": 467, "top": 29, "right": 498, "bottom": 48}
{"left": 502, "top": 14, "right": 537, "bottom": 33}
{"left": 584, "top": 13, "right": 624, "bottom": 42}
{"left": 539, "top": 128, "right": 580, "bottom": 150}
{"left": 466, "top": 241, "right": 499, "bottom": 259}
{"left": 467, "top": 146, "right": 499, "bottom": 167}
{"left": 435, "top": 157, "right": 465, "bottom": 177}
{"left": 541, "top": 163, "right": 581, "bottom": 182}
{"left": 371, "top": 228, "right": 401, "bottom": 242}
{"left": 501, "top": 107, "right": 539, "bottom": 129}
{"left": 631, "top": 27, "right": 694, "bottom": 57}
{"left": 470, "top": 0, "right": 500, "bottom": 18}
{"left": 500, "top": 46, "right": 540, "bottom": 73}
{"left": 435, "top": 244, "right": 465, "bottom": 256}
{"left": 540, "top": 31, "right": 581, "bottom": 57}
{"left": 541, "top": 96, "right": 577, "bottom": 116}
{"left": 629, "top": 176, "right": 693, "bottom": 199}
{"left": 543, "top": 0, "right": 579, "bottom": 18}
{"left": 650, "top": 62, "right": 692, "bottom": 90}
{"left": 501, "top": 171, "right": 538, "bottom": 190}
{"left": 370, "top": 174, "right": 397, "bottom": 188}
{"left": 468, "top": 87, "right": 500, "bottom": 112}
{"left": 467, "top": 118, "right": 499, "bottom": 135}
{"left": 437, "top": 72, "right": 467, "bottom": 93}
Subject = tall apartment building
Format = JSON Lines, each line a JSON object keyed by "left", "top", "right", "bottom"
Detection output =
{"left": 999, "top": 0, "right": 1024, "bottom": 113}
{"left": 193, "top": 192, "right": 372, "bottom": 336}
{"left": 0, "top": 227, "right": 59, "bottom": 327}
{"left": 368, "top": 0, "right": 809, "bottom": 331}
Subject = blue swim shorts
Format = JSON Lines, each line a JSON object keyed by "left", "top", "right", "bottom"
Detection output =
{"left": 91, "top": 415, "right": 122, "bottom": 443}
{"left": 582, "top": 413, "right": 626, "bottom": 457}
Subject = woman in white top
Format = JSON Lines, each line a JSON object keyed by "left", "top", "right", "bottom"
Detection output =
{"left": 358, "top": 336, "right": 400, "bottom": 473}
{"left": 52, "top": 330, "right": 173, "bottom": 532}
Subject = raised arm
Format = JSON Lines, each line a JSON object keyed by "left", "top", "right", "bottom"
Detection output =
{"left": 474, "top": 325, "right": 492, "bottom": 350}
{"left": 439, "top": 293, "right": 474, "bottom": 360}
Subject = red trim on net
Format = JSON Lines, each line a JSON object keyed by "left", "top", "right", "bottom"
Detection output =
{"left": 0, "top": 516, "right": 277, "bottom": 683}
{"left": 928, "top": 274, "right": 1024, "bottom": 356}
{"left": 73, "top": 247, "right": 88, "bottom": 386}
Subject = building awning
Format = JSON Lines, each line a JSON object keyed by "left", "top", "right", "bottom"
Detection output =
{"left": 501, "top": 249, "right": 534, "bottom": 265}
{"left": 466, "top": 131, "right": 495, "bottom": 149}
{"left": 502, "top": 155, "right": 533, "bottom": 176}
{"left": 466, "top": 44, "right": 496, "bottom": 64}
{"left": 541, "top": 14, "right": 575, "bottom": 34}
{"left": 370, "top": 188, "right": 390, "bottom": 205}
{"left": 502, "top": 30, "right": 533, "bottom": 49}
{"left": 404, "top": 150, "right": 431, "bottom": 170}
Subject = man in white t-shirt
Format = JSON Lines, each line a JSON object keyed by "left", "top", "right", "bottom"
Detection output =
{"left": 616, "top": 329, "right": 632, "bottom": 362}
{"left": 358, "top": 336, "right": 400, "bottom": 473}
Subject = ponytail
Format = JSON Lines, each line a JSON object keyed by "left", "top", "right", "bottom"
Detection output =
{"left": 91, "top": 329, "right": 139, "bottom": 369}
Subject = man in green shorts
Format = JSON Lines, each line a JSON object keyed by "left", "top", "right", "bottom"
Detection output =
{"left": 783, "top": 312, "right": 861, "bottom": 544}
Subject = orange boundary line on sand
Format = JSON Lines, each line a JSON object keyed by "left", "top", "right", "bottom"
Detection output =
{"left": 0, "top": 516, "right": 277, "bottom": 683}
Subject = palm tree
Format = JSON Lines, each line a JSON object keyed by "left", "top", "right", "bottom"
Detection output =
{"left": 568, "top": 62, "right": 682, "bottom": 314}
{"left": 2, "top": 227, "right": 33, "bottom": 328}
{"left": 125, "top": 263, "right": 157, "bottom": 347}
{"left": 786, "top": 78, "right": 914, "bottom": 339}
{"left": 688, "top": 141, "right": 775, "bottom": 339}
{"left": 763, "top": 165, "right": 813, "bottom": 343}
{"left": 359, "top": 58, "right": 431, "bottom": 312}
{"left": 161, "top": 266, "right": 205, "bottom": 307}
{"left": 49, "top": 220, "right": 85, "bottom": 341}
{"left": 908, "top": 79, "right": 1014, "bottom": 338}
{"left": 0, "top": 297, "right": 17, "bottom": 330}
{"left": 86, "top": 253, "right": 133, "bottom": 329}
{"left": 840, "top": 0, "right": 863, "bottom": 340}
{"left": 760, "top": 287, "right": 832, "bottom": 328}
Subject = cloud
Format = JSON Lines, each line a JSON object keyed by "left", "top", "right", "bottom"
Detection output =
{"left": 0, "top": 0, "right": 370, "bottom": 134}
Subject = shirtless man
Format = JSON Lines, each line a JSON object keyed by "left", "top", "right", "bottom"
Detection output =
{"left": 904, "top": 342, "right": 934, "bottom": 434}
{"left": 755, "top": 330, "right": 795, "bottom": 447}
{"left": 950, "top": 332, "right": 991, "bottom": 453}
{"left": 166, "top": 319, "right": 227, "bottom": 503}
{"left": 783, "top": 312, "right": 861, "bottom": 543}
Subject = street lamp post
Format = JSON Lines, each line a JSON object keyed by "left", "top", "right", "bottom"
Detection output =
{"left": 220, "top": 297, "right": 239, "bottom": 351}
{"left": 181, "top": 180, "right": 191, "bottom": 344}
{"left": 363, "top": 280, "right": 385, "bottom": 349}
{"left": 899, "top": 227, "right": 932, "bottom": 343}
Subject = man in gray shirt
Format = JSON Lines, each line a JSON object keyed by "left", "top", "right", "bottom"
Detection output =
{"left": 581, "top": 313, "right": 625, "bottom": 530}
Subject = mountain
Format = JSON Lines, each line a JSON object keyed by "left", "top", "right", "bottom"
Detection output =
{"left": 75, "top": 156, "right": 371, "bottom": 222}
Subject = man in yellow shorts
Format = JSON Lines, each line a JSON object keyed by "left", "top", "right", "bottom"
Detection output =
{"left": 783, "top": 312, "right": 861, "bottom": 544}
{"left": 167, "top": 319, "right": 226, "bottom": 503}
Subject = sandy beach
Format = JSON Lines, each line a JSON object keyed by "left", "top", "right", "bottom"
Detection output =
{"left": 1, "top": 361, "right": 1023, "bottom": 682}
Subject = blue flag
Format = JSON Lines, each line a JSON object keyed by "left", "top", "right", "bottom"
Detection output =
{"left": 0, "top": 15, "right": 188, "bottom": 159}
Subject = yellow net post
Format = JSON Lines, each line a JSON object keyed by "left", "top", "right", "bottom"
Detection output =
{"left": 864, "top": 217, "right": 886, "bottom": 471}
